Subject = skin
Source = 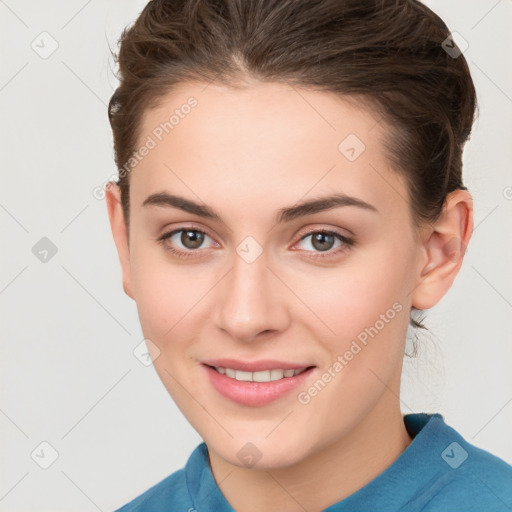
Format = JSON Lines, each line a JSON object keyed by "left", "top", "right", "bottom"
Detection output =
{"left": 106, "top": 81, "right": 473, "bottom": 512}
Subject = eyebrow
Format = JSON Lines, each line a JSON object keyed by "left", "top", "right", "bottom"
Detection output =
{"left": 142, "top": 191, "right": 378, "bottom": 224}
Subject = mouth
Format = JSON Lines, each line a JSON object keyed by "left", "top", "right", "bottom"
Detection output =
{"left": 208, "top": 365, "right": 310, "bottom": 382}
{"left": 202, "top": 359, "right": 316, "bottom": 406}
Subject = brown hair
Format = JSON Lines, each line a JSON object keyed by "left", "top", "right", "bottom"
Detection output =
{"left": 108, "top": 0, "right": 477, "bottom": 331}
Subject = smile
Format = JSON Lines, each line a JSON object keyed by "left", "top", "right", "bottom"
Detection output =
{"left": 202, "top": 360, "right": 316, "bottom": 406}
{"left": 212, "top": 366, "right": 309, "bottom": 382}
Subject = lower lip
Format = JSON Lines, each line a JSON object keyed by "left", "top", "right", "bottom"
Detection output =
{"left": 203, "top": 365, "right": 315, "bottom": 407}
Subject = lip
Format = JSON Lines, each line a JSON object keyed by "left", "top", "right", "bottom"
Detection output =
{"left": 202, "top": 361, "right": 316, "bottom": 407}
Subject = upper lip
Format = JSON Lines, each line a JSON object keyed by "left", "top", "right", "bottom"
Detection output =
{"left": 202, "top": 359, "right": 315, "bottom": 372}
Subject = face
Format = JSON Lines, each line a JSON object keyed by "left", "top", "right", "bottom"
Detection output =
{"left": 114, "top": 81, "right": 427, "bottom": 469}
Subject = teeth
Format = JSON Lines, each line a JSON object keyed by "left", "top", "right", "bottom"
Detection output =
{"left": 253, "top": 370, "right": 271, "bottom": 382}
{"left": 270, "top": 369, "right": 283, "bottom": 381}
{"left": 215, "top": 366, "right": 308, "bottom": 382}
{"left": 235, "top": 370, "right": 252, "bottom": 382}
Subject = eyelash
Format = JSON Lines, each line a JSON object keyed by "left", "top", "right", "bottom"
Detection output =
{"left": 157, "top": 225, "right": 354, "bottom": 260}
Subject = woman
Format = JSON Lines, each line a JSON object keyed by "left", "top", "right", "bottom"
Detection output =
{"left": 106, "top": 0, "right": 512, "bottom": 510}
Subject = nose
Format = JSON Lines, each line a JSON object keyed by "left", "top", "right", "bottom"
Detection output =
{"left": 213, "top": 250, "right": 291, "bottom": 343}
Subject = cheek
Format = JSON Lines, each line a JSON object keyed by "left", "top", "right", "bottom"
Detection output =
{"left": 290, "top": 240, "right": 415, "bottom": 411}
{"left": 128, "top": 242, "right": 204, "bottom": 343}
{"left": 331, "top": 245, "right": 414, "bottom": 382}
{"left": 293, "top": 241, "right": 415, "bottom": 345}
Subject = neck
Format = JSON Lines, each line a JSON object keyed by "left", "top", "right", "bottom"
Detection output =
{"left": 208, "top": 393, "right": 412, "bottom": 512}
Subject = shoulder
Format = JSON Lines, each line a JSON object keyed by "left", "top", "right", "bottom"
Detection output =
{"left": 434, "top": 438, "right": 512, "bottom": 511}
{"left": 113, "top": 468, "right": 190, "bottom": 512}
{"left": 112, "top": 442, "right": 230, "bottom": 512}
{"left": 415, "top": 414, "right": 512, "bottom": 511}
{"left": 112, "top": 443, "right": 212, "bottom": 512}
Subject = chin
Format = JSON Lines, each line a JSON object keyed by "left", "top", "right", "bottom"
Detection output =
{"left": 206, "top": 431, "right": 314, "bottom": 470}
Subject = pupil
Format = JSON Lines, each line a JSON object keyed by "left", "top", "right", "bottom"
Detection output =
{"left": 182, "top": 230, "right": 204, "bottom": 249}
{"left": 312, "top": 232, "right": 334, "bottom": 251}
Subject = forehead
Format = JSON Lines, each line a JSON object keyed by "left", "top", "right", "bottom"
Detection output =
{"left": 138, "top": 81, "right": 380, "bottom": 157}
{"left": 131, "top": 81, "right": 408, "bottom": 220}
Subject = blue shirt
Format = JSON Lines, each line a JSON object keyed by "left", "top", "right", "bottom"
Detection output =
{"left": 114, "top": 413, "right": 512, "bottom": 511}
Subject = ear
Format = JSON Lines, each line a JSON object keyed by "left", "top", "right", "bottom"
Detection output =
{"left": 411, "top": 189, "right": 473, "bottom": 310}
{"left": 105, "top": 181, "right": 134, "bottom": 300}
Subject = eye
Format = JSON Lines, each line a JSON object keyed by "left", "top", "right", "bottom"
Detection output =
{"left": 294, "top": 229, "right": 353, "bottom": 258}
{"left": 157, "top": 226, "right": 353, "bottom": 260}
{"left": 157, "top": 227, "right": 217, "bottom": 258}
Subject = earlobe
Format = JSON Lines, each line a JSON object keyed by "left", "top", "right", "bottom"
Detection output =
{"left": 411, "top": 189, "right": 473, "bottom": 310}
{"left": 105, "top": 181, "right": 134, "bottom": 300}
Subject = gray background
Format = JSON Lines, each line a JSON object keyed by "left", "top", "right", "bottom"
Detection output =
{"left": 1, "top": 1, "right": 511, "bottom": 511}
